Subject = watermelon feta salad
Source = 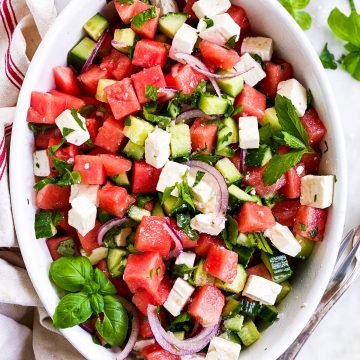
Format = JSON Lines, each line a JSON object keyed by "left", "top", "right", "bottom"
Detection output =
{"left": 28, "top": 0, "right": 335, "bottom": 358}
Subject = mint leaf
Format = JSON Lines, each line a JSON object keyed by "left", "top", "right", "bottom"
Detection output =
{"left": 48, "top": 138, "right": 66, "bottom": 156}
{"left": 225, "top": 35, "right": 237, "bottom": 48}
{"left": 34, "top": 176, "right": 58, "bottom": 191}
{"left": 273, "top": 131, "right": 307, "bottom": 149}
{"left": 193, "top": 171, "right": 205, "bottom": 187}
{"left": 203, "top": 16, "right": 214, "bottom": 28}
{"left": 176, "top": 213, "right": 199, "bottom": 241}
{"left": 320, "top": 43, "right": 338, "bottom": 69}
{"left": 161, "top": 185, "right": 176, "bottom": 205}
{"left": 63, "top": 127, "right": 74, "bottom": 137}
{"left": 70, "top": 108, "right": 85, "bottom": 131}
{"left": 145, "top": 85, "right": 158, "bottom": 102}
{"left": 131, "top": 6, "right": 157, "bottom": 29}
{"left": 340, "top": 47, "right": 360, "bottom": 80}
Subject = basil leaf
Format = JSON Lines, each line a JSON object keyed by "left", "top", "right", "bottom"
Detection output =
{"left": 225, "top": 35, "right": 237, "bottom": 48}
{"left": 294, "top": 10, "right": 312, "bottom": 30}
{"left": 52, "top": 157, "right": 73, "bottom": 175}
{"left": 173, "top": 264, "right": 197, "bottom": 277}
{"left": 90, "top": 293, "right": 105, "bottom": 314}
{"left": 221, "top": 215, "right": 239, "bottom": 251}
{"left": 161, "top": 185, "right": 176, "bottom": 205}
{"left": 48, "top": 138, "right": 66, "bottom": 156}
{"left": 28, "top": 123, "right": 55, "bottom": 135}
{"left": 93, "top": 268, "right": 117, "bottom": 295}
{"left": 203, "top": 16, "right": 214, "bottom": 28}
{"left": 70, "top": 108, "right": 85, "bottom": 131}
{"left": 34, "top": 176, "right": 58, "bottom": 191}
{"left": 116, "top": 0, "right": 133, "bottom": 4}
{"left": 143, "top": 106, "right": 171, "bottom": 129}
{"left": 177, "top": 177, "right": 195, "bottom": 211}
{"left": 49, "top": 256, "right": 93, "bottom": 292}
{"left": 95, "top": 295, "right": 129, "bottom": 346}
{"left": 137, "top": 193, "right": 155, "bottom": 208}
{"left": 193, "top": 171, "right": 205, "bottom": 187}
{"left": 131, "top": 6, "right": 157, "bottom": 30}
{"left": 319, "top": 43, "right": 338, "bottom": 70}
{"left": 56, "top": 169, "right": 82, "bottom": 187}
{"left": 278, "top": 0, "right": 312, "bottom": 30}
{"left": 145, "top": 85, "right": 158, "bottom": 102}
{"left": 63, "top": 127, "right": 74, "bottom": 137}
{"left": 53, "top": 292, "right": 92, "bottom": 328}
{"left": 56, "top": 238, "right": 75, "bottom": 257}
{"left": 273, "top": 131, "right": 307, "bottom": 149}
{"left": 292, "top": 0, "right": 310, "bottom": 9}
{"left": 340, "top": 48, "right": 360, "bottom": 81}
{"left": 78, "top": 104, "right": 97, "bottom": 118}
{"left": 262, "top": 150, "right": 306, "bottom": 186}
{"left": 176, "top": 213, "right": 199, "bottom": 241}
{"left": 186, "top": 153, "right": 220, "bottom": 165}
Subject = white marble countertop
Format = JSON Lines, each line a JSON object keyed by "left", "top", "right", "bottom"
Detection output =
{"left": 54, "top": 1, "right": 360, "bottom": 358}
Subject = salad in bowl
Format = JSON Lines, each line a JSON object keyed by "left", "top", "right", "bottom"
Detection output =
{"left": 27, "top": 0, "right": 336, "bottom": 358}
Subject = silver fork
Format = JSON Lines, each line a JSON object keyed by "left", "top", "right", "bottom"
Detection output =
{"left": 278, "top": 225, "right": 360, "bottom": 360}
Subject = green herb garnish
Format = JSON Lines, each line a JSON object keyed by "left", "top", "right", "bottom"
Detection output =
{"left": 279, "top": 0, "right": 312, "bottom": 30}
{"left": 131, "top": 6, "right": 157, "bottom": 30}
{"left": 319, "top": 43, "right": 338, "bottom": 70}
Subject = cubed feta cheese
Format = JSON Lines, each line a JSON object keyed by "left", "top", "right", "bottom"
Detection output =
{"left": 192, "top": 0, "right": 231, "bottom": 19}
{"left": 234, "top": 53, "right": 266, "bottom": 87}
{"left": 115, "top": 227, "right": 132, "bottom": 247}
{"left": 238, "top": 116, "right": 260, "bottom": 149}
{"left": 150, "top": 0, "right": 178, "bottom": 15}
{"left": 163, "top": 278, "right": 195, "bottom": 317}
{"left": 68, "top": 197, "right": 97, "bottom": 237}
{"left": 206, "top": 337, "right": 241, "bottom": 360}
{"left": 242, "top": 275, "right": 282, "bottom": 305}
{"left": 175, "top": 252, "right": 196, "bottom": 280}
{"left": 170, "top": 23, "right": 198, "bottom": 62}
{"left": 145, "top": 127, "right": 171, "bottom": 169}
{"left": 80, "top": 247, "right": 108, "bottom": 265}
{"left": 190, "top": 213, "right": 226, "bottom": 236}
{"left": 55, "top": 109, "right": 90, "bottom": 146}
{"left": 33, "top": 150, "right": 50, "bottom": 177}
{"left": 197, "top": 13, "right": 240, "bottom": 46}
{"left": 264, "top": 222, "right": 301, "bottom": 257}
{"left": 70, "top": 184, "right": 99, "bottom": 206}
{"left": 277, "top": 79, "right": 307, "bottom": 117}
{"left": 156, "top": 161, "right": 190, "bottom": 196}
{"left": 241, "top": 37, "right": 274, "bottom": 61}
{"left": 300, "top": 175, "right": 334, "bottom": 209}
{"left": 133, "top": 339, "right": 155, "bottom": 352}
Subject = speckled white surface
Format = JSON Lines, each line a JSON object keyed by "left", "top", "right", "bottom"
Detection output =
{"left": 53, "top": 1, "right": 360, "bottom": 359}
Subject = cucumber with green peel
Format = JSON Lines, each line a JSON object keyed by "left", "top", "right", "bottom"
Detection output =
{"left": 162, "top": 195, "right": 188, "bottom": 216}
{"left": 95, "top": 79, "right": 116, "bottom": 103}
{"left": 98, "top": 208, "right": 115, "bottom": 224}
{"left": 84, "top": 13, "right": 109, "bottom": 41}
{"left": 113, "top": 28, "right": 136, "bottom": 54}
{"left": 229, "top": 184, "right": 258, "bottom": 203}
{"left": 222, "top": 298, "right": 242, "bottom": 319}
{"left": 295, "top": 234, "right": 315, "bottom": 260}
{"left": 152, "top": 200, "right": 165, "bottom": 216}
{"left": 261, "top": 251, "right": 293, "bottom": 283}
{"left": 107, "top": 249, "right": 128, "bottom": 277}
{"left": 128, "top": 205, "right": 151, "bottom": 222}
{"left": 237, "top": 233, "right": 256, "bottom": 248}
{"left": 67, "top": 37, "right": 96, "bottom": 71}
{"left": 158, "top": 12, "right": 188, "bottom": 38}
{"left": 170, "top": 123, "right": 191, "bottom": 158}
{"left": 173, "top": 331, "right": 185, "bottom": 340}
{"left": 224, "top": 314, "right": 245, "bottom": 332}
{"left": 261, "top": 107, "right": 281, "bottom": 130}
{"left": 245, "top": 145, "right": 272, "bottom": 167}
{"left": 215, "top": 264, "right": 247, "bottom": 293}
{"left": 110, "top": 172, "right": 130, "bottom": 188}
{"left": 122, "top": 141, "right": 145, "bottom": 160}
{"left": 258, "top": 305, "right": 278, "bottom": 323}
{"left": 216, "top": 70, "right": 244, "bottom": 97}
{"left": 216, "top": 118, "right": 239, "bottom": 157}
{"left": 35, "top": 211, "right": 58, "bottom": 239}
{"left": 124, "top": 116, "right": 155, "bottom": 146}
{"left": 194, "top": 260, "right": 215, "bottom": 287}
{"left": 238, "top": 319, "right": 261, "bottom": 346}
{"left": 275, "top": 280, "right": 291, "bottom": 304}
{"left": 198, "top": 93, "right": 229, "bottom": 115}
{"left": 215, "top": 158, "right": 242, "bottom": 184}
{"left": 219, "top": 331, "right": 242, "bottom": 344}
{"left": 238, "top": 298, "right": 261, "bottom": 319}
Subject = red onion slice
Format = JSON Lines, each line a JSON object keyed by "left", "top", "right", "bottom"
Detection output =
{"left": 111, "top": 39, "right": 126, "bottom": 51}
{"left": 147, "top": 305, "right": 219, "bottom": 355}
{"left": 175, "top": 109, "right": 210, "bottom": 123}
{"left": 97, "top": 217, "right": 129, "bottom": 246}
{"left": 185, "top": 161, "right": 229, "bottom": 215}
{"left": 240, "top": 149, "right": 247, "bottom": 173}
{"left": 82, "top": 31, "right": 108, "bottom": 73}
{"left": 158, "top": 87, "right": 178, "bottom": 99}
{"left": 164, "top": 222, "right": 183, "bottom": 260}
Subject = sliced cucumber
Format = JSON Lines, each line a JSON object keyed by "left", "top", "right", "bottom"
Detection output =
{"left": 228, "top": 184, "right": 257, "bottom": 203}
{"left": 81, "top": 247, "right": 108, "bottom": 265}
{"left": 95, "top": 79, "right": 116, "bottom": 103}
{"left": 258, "top": 305, "right": 278, "bottom": 323}
{"left": 238, "top": 298, "right": 261, "bottom": 319}
{"left": 222, "top": 298, "right": 241, "bottom": 319}
{"left": 152, "top": 200, "right": 165, "bottom": 216}
{"left": 122, "top": 141, "right": 144, "bottom": 160}
{"left": 215, "top": 264, "right": 247, "bottom": 293}
{"left": 128, "top": 205, "right": 151, "bottom": 222}
{"left": 224, "top": 314, "right": 245, "bottom": 332}
{"left": 261, "top": 107, "right": 281, "bottom": 130}
{"left": 216, "top": 70, "right": 244, "bottom": 97}
{"left": 113, "top": 28, "right": 136, "bottom": 54}
{"left": 216, "top": 117, "right": 239, "bottom": 157}
{"left": 124, "top": 116, "right": 155, "bottom": 146}
{"left": 295, "top": 234, "right": 315, "bottom": 260}
{"left": 198, "top": 93, "right": 229, "bottom": 115}
{"left": 261, "top": 251, "right": 293, "bottom": 283}
{"left": 275, "top": 280, "right": 291, "bottom": 304}
{"left": 158, "top": 12, "right": 188, "bottom": 39}
{"left": 107, "top": 248, "right": 128, "bottom": 277}
{"left": 173, "top": 331, "right": 185, "bottom": 340}
{"left": 162, "top": 195, "right": 187, "bottom": 216}
{"left": 245, "top": 145, "right": 272, "bottom": 167}
{"left": 67, "top": 37, "right": 96, "bottom": 71}
{"left": 215, "top": 158, "right": 242, "bottom": 184}
{"left": 170, "top": 123, "right": 191, "bottom": 158}
{"left": 35, "top": 211, "right": 57, "bottom": 239}
{"left": 194, "top": 259, "right": 215, "bottom": 287}
{"left": 84, "top": 13, "right": 109, "bottom": 41}
{"left": 219, "top": 331, "right": 242, "bottom": 344}
{"left": 236, "top": 233, "right": 256, "bottom": 248}
{"left": 110, "top": 172, "right": 130, "bottom": 188}
{"left": 238, "top": 319, "right": 260, "bottom": 346}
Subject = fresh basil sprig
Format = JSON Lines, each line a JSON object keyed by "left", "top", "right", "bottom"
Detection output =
{"left": 278, "top": 0, "right": 312, "bottom": 30}
{"left": 319, "top": 43, "right": 338, "bottom": 70}
{"left": 49, "top": 257, "right": 129, "bottom": 346}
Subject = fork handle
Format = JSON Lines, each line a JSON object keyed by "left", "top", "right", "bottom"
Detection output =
{"left": 278, "top": 270, "right": 359, "bottom": 360}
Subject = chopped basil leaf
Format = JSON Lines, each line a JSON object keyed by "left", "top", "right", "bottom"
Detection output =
{"left": 34, "top": 177, "right": 58, "bottom": 191}
{"left": 116, "top": 0, "right": 133, "bottom": 4}
{"left": 176, "top": 213, "right": 199, "bottom": 241}
{"left": 131, "top": 6, "right": 157, "bottom": 30}
{"left": 250, "top": 54, "right": 264, "bottom": 68}
{"left": 52, "top": 158, "right": 73, "bottom": 175}
{"left": 137, "top": 193, "right": 155, "bottom": 208}
{"left": 57, "top": 238, "right": 76, "bottom": 257}
{"left": 173, "top": 264, "right": 197, "bottom": 277}
{"left": 161, "top": 185, "right": 176, "bottom": 205}
{"left": 57, "top": 169, "right": 82, "bottom": 187}
{"left": 78, "top": 104, "right": 97, "bottom": 118}
{"left": 193, "top": 171, "right": 205, "bottom": 187}
{"left": 28, "top": 123, "right": 56, "bottom": 135}
{"left": 124, "top": 117, "right": 132, "bottom": 126}
{"left": 70, "top": 108, "right": 85, "bottom": 131}
{"left": 48, "top": 138, "right": 66, "bottom": 155}
{"left": 145, "top": 85, "right": 158, "bottom": 102}
{"left": 63, "top": 127, "right": 75, "bottom": 137}
{"left": 225, "top": 35, "right": 237, "bottom": 48}
{"left": 143, "top": 105, "right": 171, "bottom": 130}
{"left": 319, "top": 43, "right": 338, "bottom": 70}
{"left": 177, "top": 175, "right": 195, "bottom": 211}
{"left": 298, "top": 223, "right": 307, "bottom": 231}
{"left": 203, "top": 16, "right": 214, "bottom": 28}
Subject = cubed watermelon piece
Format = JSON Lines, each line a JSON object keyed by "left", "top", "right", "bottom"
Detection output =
{"left": 198, "top": 40, "right": 240, "bottom": 70}
{"left": 169, "top": 218, "right": 198, "bottom": 249}
{"left": 114, "top": 0, "right": 139, "bottom": 24}
{"left": 77, "top": 65, "right": 111, "bottom": 95}
{"left": 301, "top": 108, "right": 326, "bottom": 148}
{"left": 99, "top": 154, "right": 132, "bottom": 176}
{"left": 100, "top": 49, "right": 137, "bottom": 81}
{"left": 260, "top": 60, "right": 293, "bottom": 97}
{"left": 132, "top": 39, "right": 169, "bottom": 68}
{"left": 94, "top": 116, "right": 125, "bottom": 153}
{"left": 124, "top": 252, "right": 165, "bottom": 293}
{"left": 294, "top": 205, "right": 328, "bottom": 241}
{"left": 172, "top": 64, "right": 207, "bottom": 95}
{"left": 135, "top": 216, "right": 172, "bottom": 257}
{"left": 151, "top": 276, "right": 172, "bottom": 305}
{"left": 132, "top": 289, "right": 157, "bottom": 315}
{"left": 35, "top": 128, "right": 62, "bottom": 149}
{"left": 183, "top": 0, "right": 197, "bottom": 20}
{"left": 238, "top": 202, "right": 275, "bottom": 233}
{"left": 57, "top": 211, "right": 73, "bottom": 232}
{"left": 243, "top": 165, "right": 286, "bottom": 197}
{"left": 140, "top": 318, "right": 153, "bottom": 338}
{"left": 188, "top": 284, "right": 225, "bottom": 327}
{"left": 131, "top": 65, "right": 166, "bottom": 104}
{"left": 27, "top": 92, "right": 66, "bottom": 124}
{"left": 272, "top": 199, "right": 301, "bottom": 227}
{"left": 50, "top": 89, "right": 86, "bottom": 110}
{"left": 279, "top": 162, "right": 305, "bottom": 199}
{"left": 227, "top": 5, "right": 251, "bottom": 46}
{"left": 235, "top": 84, "right": 266, "bottom": 120}
{"left": 53, "top": 66, "right": 80, "bottom": 96}
{"left": 132, "top": 160, "right": 162, "bottom": 193}
{"left": 111, "top": 277, "right": 132, "bottom": 299}
{"left": 50, "top": 144, "right": 78, "bottom": 170}
{"left": 142, "top": 344, "right": 180, "bottom": 360}
{"left": 85, "top": 118, "right": 101, "bottom": 144}
{"left": 130, "top": 3, "right": 160, "bottom": 39}
{"left": 36, "top": 184, "right": 70, "bottom": 210}
{"left": 195, "top": 234, "right": 224, "bottom": 257}
{"left": 98, "top": 183, "right": 135, "bottom": 217}
{"left": 46, "top": 235, "right": 78, "bottom": 260}
{"left": 74, "top": 155, "right": 106, "bottom": 185}
{"left": 246, "top": 264, "right": 271, "bottom": 280}
{"left": 301, "top": 152, "right": 321, "bottom": 175}
{"left": 77, "top": 220, "right": 101, "bottom": 252}
{"left": 104, "top": 78, "right": 141, "bottom": 120}
{"left": 204, "top": 245, "right": 238, "bottom": 283}
{"left": 190, "top": 118, "right": 218, "bottom": 154}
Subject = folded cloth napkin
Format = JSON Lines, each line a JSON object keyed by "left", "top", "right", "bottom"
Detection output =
{"left": 0, "top": 0, "right": 84, "bottom": 359}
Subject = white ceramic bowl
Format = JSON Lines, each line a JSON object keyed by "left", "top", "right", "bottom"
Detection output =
{"left": 10, "top": 0, "right": 347, "bottom": 359}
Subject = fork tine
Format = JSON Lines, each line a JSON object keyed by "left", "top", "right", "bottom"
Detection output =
{"left": 336, "top": 228, "right": 356, "bottom": 262}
